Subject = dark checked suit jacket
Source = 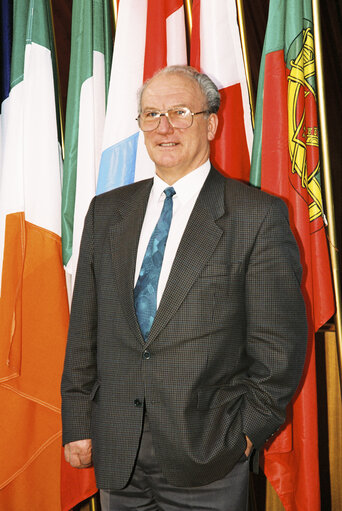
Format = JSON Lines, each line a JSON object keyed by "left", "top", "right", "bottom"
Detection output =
{"left": 61, "top": 166, "right": 307, "bottom": 490}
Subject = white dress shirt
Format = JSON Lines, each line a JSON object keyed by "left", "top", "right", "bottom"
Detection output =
{"left": 134, "top": 161, "right": 211, "bottom": 307}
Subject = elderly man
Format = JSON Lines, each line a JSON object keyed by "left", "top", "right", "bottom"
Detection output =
{"left": 61, "top": 66, "right": 307, "bottom": 511}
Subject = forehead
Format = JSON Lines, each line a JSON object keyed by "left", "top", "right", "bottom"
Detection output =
{"left": 141, "top": 73, "right": 205, "bottom": 109}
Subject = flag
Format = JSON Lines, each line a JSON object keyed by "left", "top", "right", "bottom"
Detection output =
{"left": 62, "top": 0, "right": 113, "bottom": 289}
{"left": 250, "top": 1, "right": 335, "bottom": 509}
{"left": 0, "top": 1, "right": 70, "bottom": 509}
{"left": 190, "top": 0, "right": 253, "bottom": 182}
{"left": 60, "top": 2, "right": 113, "bottom": 507}
{"left": 97, "top": 0, "right": 187, "bottom": 194}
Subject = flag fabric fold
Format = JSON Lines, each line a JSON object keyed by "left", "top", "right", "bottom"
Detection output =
{"left": 0, "top": 1, "right": 70, "bottom": 509}
{"left": 250, "top": 1, "right": 335, "bottom": 510}
{"left": 97, "top": 0, "right": 187, "bottom": 195}
{"left": 190, "top": 0, "right": 253, "bottom": 182}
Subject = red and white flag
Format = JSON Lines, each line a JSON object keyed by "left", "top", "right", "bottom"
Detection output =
{"left": 191, "top": 0, "right": 253, "bottom": 182}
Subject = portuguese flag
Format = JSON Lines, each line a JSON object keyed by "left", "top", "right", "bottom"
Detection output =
{"left": 250, "top": 1, "right": 335, "bottom": 510}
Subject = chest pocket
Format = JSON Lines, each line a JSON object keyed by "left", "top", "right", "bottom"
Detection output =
{"left": 198, "top": 262, "right": 243, "bottom": 289}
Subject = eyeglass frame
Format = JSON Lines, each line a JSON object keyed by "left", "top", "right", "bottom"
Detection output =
{"left": 136, "top": 107, "right": 211, "bottom": 132}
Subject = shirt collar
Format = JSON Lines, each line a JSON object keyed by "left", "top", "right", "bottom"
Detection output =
{"left": 151, "top": 160, "right": 211, "bottom": 205}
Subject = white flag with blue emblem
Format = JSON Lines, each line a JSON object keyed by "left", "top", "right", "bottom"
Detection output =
{"left": 97, "top": 0, "right": 187, "bottom": 194}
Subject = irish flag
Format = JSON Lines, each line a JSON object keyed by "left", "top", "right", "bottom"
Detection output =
{"left": 62, "top": 0, "right": 113, "bottom": 290}
{"left": 97, "top": 0, "right": 187, "bottom": 194}
{"left": 0, "top": 1, "right": 69, "bottom": 509}
{"left": 190, "top": 0, "right": 253, "bottom": 182}
{"left": 250, "top": 1, "right": 335, "bottom": 509}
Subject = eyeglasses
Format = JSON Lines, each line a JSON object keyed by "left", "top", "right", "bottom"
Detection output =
{"left": 136, "top": 107, "right": 210, "bottom": 132}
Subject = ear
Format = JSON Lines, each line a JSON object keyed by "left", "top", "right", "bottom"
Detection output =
{"left": 207, "top": 113, "right": 218, "bottom": 141}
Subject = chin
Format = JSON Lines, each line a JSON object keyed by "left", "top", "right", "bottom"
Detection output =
{"left": 155, "top": 158, "right": 181, "bottom": 170}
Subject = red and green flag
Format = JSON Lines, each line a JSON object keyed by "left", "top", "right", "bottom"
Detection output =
{"left": 250, "top": 1, "right": 335, "bottom": 510}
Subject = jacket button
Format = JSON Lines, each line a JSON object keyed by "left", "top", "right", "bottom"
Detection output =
{"left": 143, "top": 350, "right": 151, "bottom": 359}
{"left": 134, "top": 399, "right": 142, "bottom": 407}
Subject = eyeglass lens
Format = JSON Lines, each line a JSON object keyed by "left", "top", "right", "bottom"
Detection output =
{"left": 139, "top": 108, "right": 193, "bottom": 131}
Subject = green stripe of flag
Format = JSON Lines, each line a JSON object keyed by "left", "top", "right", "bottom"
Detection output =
{"left": 11, "top": 0, "right": 55, "bottom": 87}
{"left": 62, "top": 0, "right": 113, "bottom": 266}
{"left": 10, "top": 0, "right": 61, "bottom": 140}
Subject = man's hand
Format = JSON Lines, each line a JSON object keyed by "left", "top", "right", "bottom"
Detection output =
{"left": 244, "top": 435, "right": 253, "bottom": 458}
{"left": 64, "top": 439, "right": 93, "bottom": 468}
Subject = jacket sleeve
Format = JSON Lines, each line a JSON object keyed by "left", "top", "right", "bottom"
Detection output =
{"left": 61, "top": 197, "right": 98, "bottom": 445}
{"left": 240, "top": 197, "right": 307, "bottom": 449}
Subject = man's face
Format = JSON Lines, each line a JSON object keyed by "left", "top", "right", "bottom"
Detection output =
{"left": 140, "top": 73, "right": 218, "bottom": 184}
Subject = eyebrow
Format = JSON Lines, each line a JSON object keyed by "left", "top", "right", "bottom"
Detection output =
{"left": 142, "top": 104, "right": 189, "bottom": 111}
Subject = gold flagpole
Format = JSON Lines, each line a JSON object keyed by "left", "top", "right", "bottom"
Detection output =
{"left": 312, "top": 0, "right": 342, "bottom": 388}
{"left": 184, "top": 0, "right": 193, "bottom": 35}
{"left": 90, "top": 496, "right": 97, "bottom": 511}
{"left": 49, "top": 0, "right": 65, "bottom": 159}
{"left": 236, "top": 0, "right": 255, "bottom": 127}
{"left": 184, "top": 0, "right": 193, "bottom": 53}
{"left": 111, "top": 0, "right": 118, "bottom": 28}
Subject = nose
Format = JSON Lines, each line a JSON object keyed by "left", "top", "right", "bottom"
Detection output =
{"left": 156, "top": 113, "right": 174, "bottom": 134}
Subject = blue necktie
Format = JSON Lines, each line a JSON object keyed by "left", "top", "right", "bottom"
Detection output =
{"left": 134, "top": 187, "right": 176, "bottom": 340}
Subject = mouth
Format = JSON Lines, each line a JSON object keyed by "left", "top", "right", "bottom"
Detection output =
{"left": 158, "top": 142, "right": 178, "bottom": 147}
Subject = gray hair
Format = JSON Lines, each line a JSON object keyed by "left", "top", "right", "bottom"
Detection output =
{"left": 137, "top": 65, "right": 221, "bottom": 115}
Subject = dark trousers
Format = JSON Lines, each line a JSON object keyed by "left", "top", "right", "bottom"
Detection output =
{"left": 100, "top": 416, "right": 249, "bottom": 511}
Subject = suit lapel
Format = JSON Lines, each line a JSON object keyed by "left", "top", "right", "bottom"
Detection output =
{"left": 147, "top": 168, "right": 228, "bottom": 345}
{"left": 109, "top": 179, "right": 153, "bottom": 345}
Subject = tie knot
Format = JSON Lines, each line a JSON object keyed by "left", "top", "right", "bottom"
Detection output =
{"left": 164, "top": 187, "right": 176, "bottom": 199}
